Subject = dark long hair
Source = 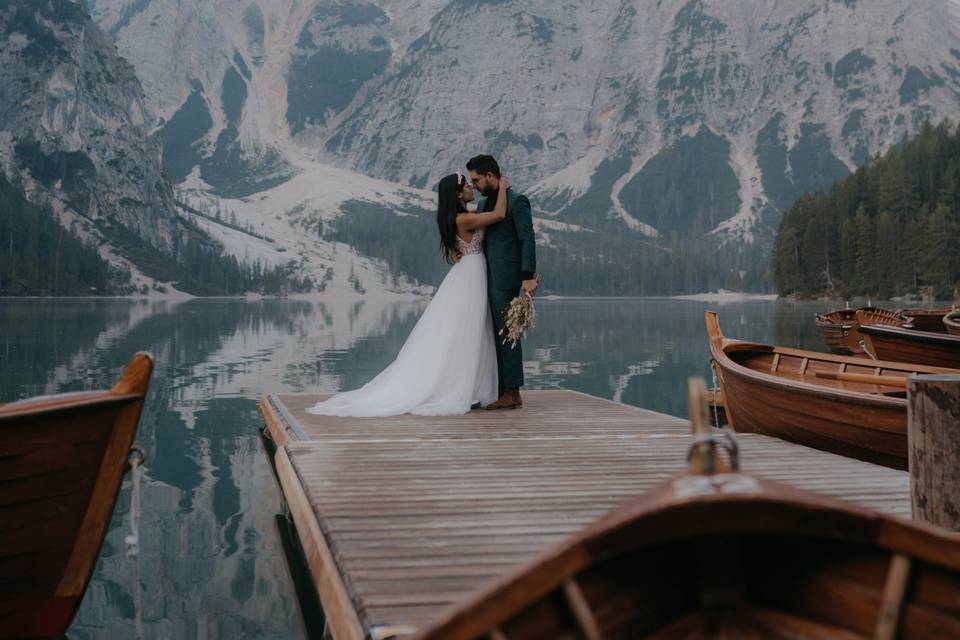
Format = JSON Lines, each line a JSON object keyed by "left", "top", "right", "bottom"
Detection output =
{"left": 437, "top": 173, "right": 467, "bottom": 264}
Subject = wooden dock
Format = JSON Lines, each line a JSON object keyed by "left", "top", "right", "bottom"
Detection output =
{"left": 260, "top": 390, "right": 910, "bottom": 640}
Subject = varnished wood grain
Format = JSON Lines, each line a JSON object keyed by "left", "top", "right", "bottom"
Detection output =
{"left": 415, "top": 474, "right": 960, "bottom": 640}
{"left": 908, "top": 375, "right": 960, "bottom": 530}
{"left": 261, "top": 389, "right": 913, "bottom": 637}
{"left": 815, "top": 307, "right": 902, "bottom": 356}
{"left": 707, "top": 311, "right": 955, "bottom": 470}
{"left": 0, "top": 352, "right": 153, "bottom": 637}
{"left": 903, "top": 307, "right": 956, "bottom": 334}
{"left": 859, "top": 323, "right": 960, "bottom": 368}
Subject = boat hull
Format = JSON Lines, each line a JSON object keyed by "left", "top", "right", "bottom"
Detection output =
{"left": 860, "top": 324, "right": 960, "bottom": 368}
{"left": 814, "top": 321, "right": 861, "bottom": 355}
{"left": 0, "top": 354, "right": 153, "bottom": 638}
{"left": 705, "top": 312, "right": 953, "bottom": 470}
{"left": 715, "top": 352, "right": 906, "bottom": 469}
{"left": 815, "top": 308, "right": 901, "bottom": 356}
{"left": 416, "top": 469, "right": 960, "bottom": 640}
{"left": 903, "top": 307, "right": 954, "bottom": 333}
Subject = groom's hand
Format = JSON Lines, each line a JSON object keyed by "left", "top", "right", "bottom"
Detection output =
{"left": 521, "top": 276, "right": 539, "bottom": 297}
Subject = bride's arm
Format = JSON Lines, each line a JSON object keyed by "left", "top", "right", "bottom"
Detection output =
{"left": 457, "top": 178, "right": 510, "bottom": 232}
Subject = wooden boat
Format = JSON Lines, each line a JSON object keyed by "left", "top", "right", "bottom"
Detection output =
{"left": 901, "top": 306, "right": 956, "bottom": 333}
{"left": 858, "top": 321, "right": 960, "bottom": 368}
{"left": 814, "top": 307, "right": 902, "bottom": 355}
{"left": 814, "top": 308, "right": 862, "bottom": 355}
{"left": 944, "top": 310, "right": 960, "bottom": 336}
{"left": 706, "top": 311, "right": 951, "bottom": 470}
{"left": 0, "top": 353, "right": 153, "bottom": 638}
{"left": 415, "top": 381, "right": 960, "bottom": 640}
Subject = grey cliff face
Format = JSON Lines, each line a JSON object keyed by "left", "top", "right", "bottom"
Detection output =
{"left": 88, "top": 0, "right": 302, "bottom": 198}
{"left": 0, "top": 0, "right": 185, "bottom": 255}
{"left": 89, "top": 0, "right": 960, "bottom": 244}
{"left": 324, "top": 0, "right": 960, "bottom": 240}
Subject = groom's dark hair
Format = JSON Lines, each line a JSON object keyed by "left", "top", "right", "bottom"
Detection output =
{"left": 466, "top": 154, "right": 501, "bottom": 178}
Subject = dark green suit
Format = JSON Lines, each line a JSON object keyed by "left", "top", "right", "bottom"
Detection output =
{"left": 481, "top": 188, "right": 537, "bottom": 389}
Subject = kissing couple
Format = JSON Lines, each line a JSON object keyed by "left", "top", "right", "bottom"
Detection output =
{"left": 307, "top": 154, "right": 539, "bottom": 417}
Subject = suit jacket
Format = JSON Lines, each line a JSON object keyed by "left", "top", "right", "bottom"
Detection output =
{"left": 480, "top": 188, "right": 537, "bottom": 291}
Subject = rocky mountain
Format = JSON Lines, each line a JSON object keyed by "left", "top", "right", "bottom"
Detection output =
{"left": 89, "top": 0, "right": 960, "bottom": 247}
{"left": 0, "top": 0, "right": 186, "bottom": 286}
{"left": 0, "top": 0, "right": 417, "bottom": 296}
{"left": 12, "top": 0, "right": 960, "bottom": 295}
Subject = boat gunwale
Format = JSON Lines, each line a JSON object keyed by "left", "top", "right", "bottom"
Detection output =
{"left": 0, "top": 352, "right": 154, "bottom": 638}
{"left": 0, "top": 393, "right": 142, "bottom": 423}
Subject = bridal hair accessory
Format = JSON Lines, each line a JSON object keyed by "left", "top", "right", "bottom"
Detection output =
{"left": 456, "top": 169, "right": 464, "bottom": 186}
{"left": 499, "top": 275, "right": 542, "bottom": 349}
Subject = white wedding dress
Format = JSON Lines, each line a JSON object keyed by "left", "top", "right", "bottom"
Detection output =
{"left": 306, "top": 229, "right": 498, "bottom": 417}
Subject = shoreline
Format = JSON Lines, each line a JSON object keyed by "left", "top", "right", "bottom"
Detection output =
{"left": 13, "top": 291, "right": 947, "bottom": 304}
{"left": 2, "top": 292, "right": 783, "bottom": 302}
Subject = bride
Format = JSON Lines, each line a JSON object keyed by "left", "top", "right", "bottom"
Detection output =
{"left": 306, "top": 172, "right": 510, "bottom": 417}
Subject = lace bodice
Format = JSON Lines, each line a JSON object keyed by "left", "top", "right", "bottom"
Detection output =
{"left": 456, "top": 229, "right": 484, "bottom": 256}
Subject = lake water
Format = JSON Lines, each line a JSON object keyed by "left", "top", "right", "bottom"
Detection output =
{"left": 0, "top": 297, "right": 837, "bottom": 638}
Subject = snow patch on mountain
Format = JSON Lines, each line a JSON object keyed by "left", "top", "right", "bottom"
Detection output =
{"left": 178, "top": 155, "right": 437, "bottom": 297}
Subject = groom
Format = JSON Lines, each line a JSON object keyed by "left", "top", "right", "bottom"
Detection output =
{"left": 467, "top": 154, "right": 539, "bottom": 410}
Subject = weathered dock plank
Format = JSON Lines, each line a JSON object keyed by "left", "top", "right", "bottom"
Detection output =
{"left": 260, "top": 390, "right": 910, "bottom": 639}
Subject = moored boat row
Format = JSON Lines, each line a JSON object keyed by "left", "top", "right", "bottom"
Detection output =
{"left": 814, "top": 306, "right": 903, "bottom": 355}
{"left": 813, "top": 305, "right": 960, "bottom": 356}
{"left": 859, "top": 321, "right": 960, "bottom": 368}
{"left": 813, "top": 305, "right": 959, "bottom": 357}
{"left": 706, "top": 311, "right": 952, "bottom": 470}
{"left": 711, "top": 300, "right": 960, "bottom": 473}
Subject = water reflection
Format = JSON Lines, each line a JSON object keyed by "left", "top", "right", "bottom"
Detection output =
{"left": 524, "top": 298, "right": 831, "bottom": 416}
{"left": 0, "top": 297, "right": 834, "bottom": 638}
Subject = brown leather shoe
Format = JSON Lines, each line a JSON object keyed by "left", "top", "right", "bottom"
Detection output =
{"left": 486, "top": 388, "right": 522, "bottom": 410}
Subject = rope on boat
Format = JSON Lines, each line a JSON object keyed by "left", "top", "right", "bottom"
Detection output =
{"left": 126, "top": 447, "right": 146, "bottom": 640}
{"left": 694, "top": 364, "right": 740, "bottom": 471}
{"left": 709, "top": 360, "right": 724, "bottom": 428}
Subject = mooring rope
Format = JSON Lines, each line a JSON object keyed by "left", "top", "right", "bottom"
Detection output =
{"left": 126, "top": 447, "right": 146, "bottom": 640}
{"left": 709, "top": 361, "right": 723, "bottom": 428}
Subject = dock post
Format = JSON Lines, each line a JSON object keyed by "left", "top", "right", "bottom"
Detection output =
{"left": 908, "top": 374, "right": 960, "bottom": 529}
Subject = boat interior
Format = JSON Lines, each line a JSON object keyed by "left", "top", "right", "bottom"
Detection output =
{"left": 723, "top": 342, "right": 914, "bottom": 397}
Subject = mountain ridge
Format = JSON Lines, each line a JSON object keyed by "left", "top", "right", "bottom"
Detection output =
{"left": 7, "top": 0, "right": 960, "bottom": 295}
{"left": 91, "top": 0, "right": 960, "bottom": 246}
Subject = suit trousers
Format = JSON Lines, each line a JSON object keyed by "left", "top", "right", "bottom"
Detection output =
{"left": 488, "top": 287, "right": 524, "bottom": 389}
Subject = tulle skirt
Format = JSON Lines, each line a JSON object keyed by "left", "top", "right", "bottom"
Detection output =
{"left": 306, "top": 253, "right": 498, "bottom": 417}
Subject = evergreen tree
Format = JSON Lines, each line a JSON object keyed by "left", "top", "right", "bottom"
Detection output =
{"left": 0, "top": 173, "right": 126, "bottom": 295}
{"left": 921, "top": 203, "right": 959, "bottom": 298}
{"left": 774, "top": 120, "right": 960, "bottom": 298}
